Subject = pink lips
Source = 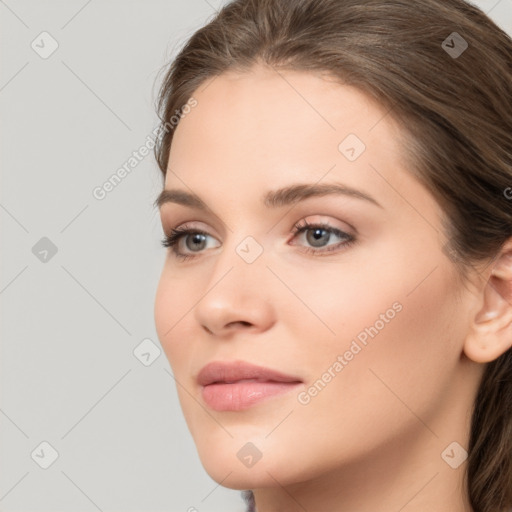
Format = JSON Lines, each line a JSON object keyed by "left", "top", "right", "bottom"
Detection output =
{"left": 197, "top": 360, "right": 303, "bottom": 411}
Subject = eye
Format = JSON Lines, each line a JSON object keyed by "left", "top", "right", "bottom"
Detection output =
{"left": 289, "top": 219, "right": 356, "bottom": 255}
{"left": 161, "top": 219, "right": 356, "bottom": 261}
{"left": 160, "top": 224, "right": 220, "bottom": 261}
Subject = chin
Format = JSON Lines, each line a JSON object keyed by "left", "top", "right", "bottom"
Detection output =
{"left": 199, "top": 456, "right": 290, "bottom": 490}
{"left": 191, "top": 431, "right": 317, "bottom": 490}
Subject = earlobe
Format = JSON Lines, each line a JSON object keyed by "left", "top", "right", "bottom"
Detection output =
{"left": 464, "top": 243, "right": 512, "bottom": 364}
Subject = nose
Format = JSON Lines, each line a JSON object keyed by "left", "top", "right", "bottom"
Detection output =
{"left": 193, "top": 252, "right": 276, "bottom": 337}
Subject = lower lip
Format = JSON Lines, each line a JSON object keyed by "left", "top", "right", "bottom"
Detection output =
{"left": 201, "top": 381, "right": 302, "bottom": 411}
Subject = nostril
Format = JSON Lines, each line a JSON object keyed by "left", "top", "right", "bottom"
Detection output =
{"left": 229, "top": 321, "right": 252, "bottom": 328}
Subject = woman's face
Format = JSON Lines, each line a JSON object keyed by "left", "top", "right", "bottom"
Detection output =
{"left": 154, "top": 64, "right": 481, "bottom": 490}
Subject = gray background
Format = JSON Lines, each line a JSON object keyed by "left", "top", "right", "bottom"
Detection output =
{"left": 1, "top": 1, "right": 511, "bottom": 511}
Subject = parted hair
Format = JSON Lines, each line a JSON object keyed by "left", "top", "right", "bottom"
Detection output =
{"left": 153, "top": 1, "right": 512, "bottom": 510}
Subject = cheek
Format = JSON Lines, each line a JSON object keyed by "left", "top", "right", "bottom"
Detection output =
{"left": 154, "top": 269, "right": 203, "bottom": 434}
{"left": 274, "top": 241, "right": 461, "bottom": 419}
{"left": 154, "top": 271, "right": 172, "bottom": 346}
{"left": 154, "top": 268, "right": 193, "bottom": 369}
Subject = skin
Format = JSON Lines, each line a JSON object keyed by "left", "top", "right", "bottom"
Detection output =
{"left": 154, "top": 63, "right": 512, "bottom": 512}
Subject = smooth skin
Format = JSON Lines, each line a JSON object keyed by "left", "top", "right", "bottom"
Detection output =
{"left": 154, "top": 63, "right": 512, "bottom": 512}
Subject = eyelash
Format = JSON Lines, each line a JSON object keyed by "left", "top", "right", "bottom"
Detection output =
{"left": 160, "top": 219, "right": 356, "bottom": 261}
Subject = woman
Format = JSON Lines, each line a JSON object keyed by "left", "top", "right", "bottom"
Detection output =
{"left": 152, "top": 0, "right": 512, "bottom": 510}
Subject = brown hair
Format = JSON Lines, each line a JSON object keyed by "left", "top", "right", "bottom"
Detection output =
{"left": 153, "top": 1, "right": 512, "bottom": 510}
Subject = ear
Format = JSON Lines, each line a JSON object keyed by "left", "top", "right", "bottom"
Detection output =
{"left": 464, "top": 240, "right": 512, "bottom": 363}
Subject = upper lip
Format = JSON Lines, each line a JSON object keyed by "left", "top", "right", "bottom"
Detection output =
{"left": 197, "top": 360, "right": 303, "bottom": 386}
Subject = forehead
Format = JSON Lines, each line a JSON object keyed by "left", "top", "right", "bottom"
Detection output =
{"left": 164, "top": 64, "right": 416, "bottom": 212}
{"left": 171, "top": 65, "right": 391, "bottom": 155}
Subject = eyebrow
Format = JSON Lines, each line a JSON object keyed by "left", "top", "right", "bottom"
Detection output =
{"left": 154, "top": 182, "right": 383, "bottom": 211}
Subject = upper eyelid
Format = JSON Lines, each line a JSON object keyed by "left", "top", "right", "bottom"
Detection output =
{"left": 160, "top": 198, "right": 360, "bottom": 230}
{"left": 165, "top": 220, "right": 220, "bottom": 236}
{"left": 170, "top": 219, "right": 352, "bottom": 243}
{"left": 166, "top": 213, "right": 353, "bottom": 232}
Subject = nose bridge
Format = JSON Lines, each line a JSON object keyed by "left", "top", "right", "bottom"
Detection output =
{"left": 193, "top": 229, "right": 274, "bottom": 334}
{"left": 207, "top": 230, "right": 268, "bottom": 295}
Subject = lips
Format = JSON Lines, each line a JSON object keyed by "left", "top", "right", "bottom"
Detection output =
{"left": 197, "top": 360, "right": 302, "bottom": 386}
{"left": 197, "top": 360, "right": 303, "bottom": 411}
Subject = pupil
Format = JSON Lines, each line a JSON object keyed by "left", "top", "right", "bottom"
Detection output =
{"left": 307, "top": 228, "right": 330, "bottom": 247}
{"left": 187, "top": 233, "right": 206, "bottom": 251}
